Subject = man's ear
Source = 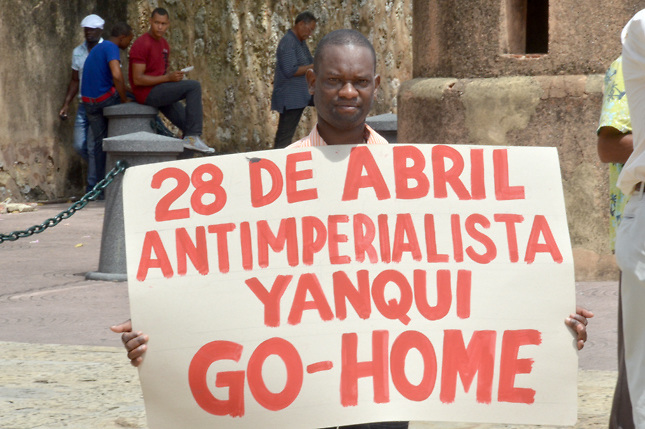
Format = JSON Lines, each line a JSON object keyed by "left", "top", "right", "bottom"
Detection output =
{"left": 306, "top": 68, "right": 316, "bottom": 95}
{"left": 374, "top": 74, "right": 381, "bottom": 91}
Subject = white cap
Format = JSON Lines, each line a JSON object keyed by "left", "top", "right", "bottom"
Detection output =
{"left": 80, "top": 14, "right": 104, "bottom": 29}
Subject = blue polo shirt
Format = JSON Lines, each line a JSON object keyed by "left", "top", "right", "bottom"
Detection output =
{"left": 81, "top": 40, "right": 121, "bottom": 99}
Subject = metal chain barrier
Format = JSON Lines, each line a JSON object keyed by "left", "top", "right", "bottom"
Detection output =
{"left": 0, "top": 160, "right": 128, "bottom": 244}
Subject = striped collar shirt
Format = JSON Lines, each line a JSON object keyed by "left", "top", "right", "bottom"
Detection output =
{"left": 288, "top": 124, "right": 389, "bottom": 148}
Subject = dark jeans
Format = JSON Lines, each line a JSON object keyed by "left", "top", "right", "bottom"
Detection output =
{"left": 145, "top": 80, "right": 203, "bottom": 136}
{"left": 83, "top": 93, "right": 121, "bottom": 191}
{"left": 322, "top": 422, "right": 408, "bottom": 429}
{"left": 274, "top": 107, "right": 305, "bottom": 148}
{"left": 610, "top": 275, "right": 635, "bottom": 429}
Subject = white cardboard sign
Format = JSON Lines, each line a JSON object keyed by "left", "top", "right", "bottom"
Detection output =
{"left": 123, "top": 144, "right": 577, "bottom": 428}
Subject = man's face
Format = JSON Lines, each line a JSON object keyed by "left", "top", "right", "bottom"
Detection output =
{"left": 295, "top": 20, "right": 316, "bottom": 41}
{"left": 84, "top": 27, "right": 102, "bottom": 43}
{"left": 149, "top": 13, "right": 170, "bottom": 39}
{"left": 118, "top": 33, "right": 134, "bottom": 50}
{"left": 308, "top": 44, "right": 380, "bottom": 133}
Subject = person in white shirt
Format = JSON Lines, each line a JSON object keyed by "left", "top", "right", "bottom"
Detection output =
{"left": 58, "top": 14, "right": 104, "bottom": 192}
{"left": 613, "top": 9, "right": 645, "bottom": 428}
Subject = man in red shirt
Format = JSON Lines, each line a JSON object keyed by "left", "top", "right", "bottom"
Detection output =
{"left": 129, "top": 7, "right": 214, "bottom": 154}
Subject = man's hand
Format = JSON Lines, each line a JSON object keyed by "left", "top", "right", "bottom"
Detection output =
{"left": 58, "top": 105, "right": 69, "bottom": 120}
{"left": 565, "top": 306, "right": 594, "bottom": 350}
{"left": 110, "top": 319, "right": 149, "bottom": 367}
{"left": 166, "top": 71, "right": 185, "bottom": 82}
{"left": 59, "top": 70, "right": 79, "bottom": 121}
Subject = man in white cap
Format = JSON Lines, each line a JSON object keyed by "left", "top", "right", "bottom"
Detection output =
{"left": 58, "top": 14, "right": 104, "bottom": 193}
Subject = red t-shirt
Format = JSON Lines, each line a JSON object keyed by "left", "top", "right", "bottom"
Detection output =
{"left": 129, "top": 32, "right": 170, "bottom": 104}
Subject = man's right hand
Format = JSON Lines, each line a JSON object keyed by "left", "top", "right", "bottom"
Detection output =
{"left": 110, "top": 319, "right": 149, "bottom": 367}
{"left": 166, "top": 71, "right": 185, "bottom": 82}
{"left": 58, "top": 106, "right": 69, "bottom": 120}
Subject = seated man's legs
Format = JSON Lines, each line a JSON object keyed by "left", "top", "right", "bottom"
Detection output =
{"left": 157, "top": 100, "right": 187, "bottom": 135}
{"left": 144, "top": 80, "right": 202, "bottom": 136}
{"left": 145, "top": 80, "right": 213, "bottom": 153}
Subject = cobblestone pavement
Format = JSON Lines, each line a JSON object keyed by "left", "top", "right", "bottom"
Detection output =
{"left": 0, "top": 203, "right": 622, "bottom": 428}
{"left": 0, "top": 342, "right": 145, "bottom": 429}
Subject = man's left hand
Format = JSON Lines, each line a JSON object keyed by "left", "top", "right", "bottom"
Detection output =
{"left": 565, "top": 306, "right": 594, "bottom": 350}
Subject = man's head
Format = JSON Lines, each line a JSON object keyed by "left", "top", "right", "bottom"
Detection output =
{"left": 111, "top": 22, "right": 134, "bottom": 50}
{"left": 149, "top": 7, "right": 170, "bottom": 40}
{"left": 307, "top": 29, "right": 380, "bottom": 135}
{"left": 293, "top": 11, "right": 316, "bottom": 41}
{"left": 80, "top": 14, "right": 104, "bottom": 44}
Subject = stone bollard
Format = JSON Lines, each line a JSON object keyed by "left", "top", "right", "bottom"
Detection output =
{"left": 365, "top": 113, "right": 398, "bottom": 143}
{"left": 103, "top": 102, "right": 159, "bottom": 137}
{"left": 85, "top": 132, "right": 184, "bottom": 282}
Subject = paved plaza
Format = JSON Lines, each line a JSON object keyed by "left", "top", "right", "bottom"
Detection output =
{"left": 0, "top": 202, "right": 622, "bottom": 428}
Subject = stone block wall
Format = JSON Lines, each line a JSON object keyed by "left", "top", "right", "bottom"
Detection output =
{"left": 0, "top": 0, "right": 411, "bottom": 202}
{"left": 0, "top": 1, "right": 127, "bottom": 201}
{"left": 400, "top": 1, "right": 645, "bottom": 280}
{"left": 4, "top": 0, "right": 640, "bottom": 281}
{"left": 398, "top": 75, "right": 610, "bottom": 280}
{"left": 128, "top": 0, "right": 413, "bottom": 153}
{"left": 413, "top": 0, "right": 643, "bottom": 78}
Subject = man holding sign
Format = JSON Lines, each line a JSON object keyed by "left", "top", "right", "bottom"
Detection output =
{"left": 292, "top": 29, "right": 403, "bottom": 429}
{"left": 112, "top": 29, "right": 592, "bottom": 428}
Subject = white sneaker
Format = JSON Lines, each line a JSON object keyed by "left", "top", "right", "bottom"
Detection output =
{"left": 183, "top": 136, "right": 215, "bottom": 154}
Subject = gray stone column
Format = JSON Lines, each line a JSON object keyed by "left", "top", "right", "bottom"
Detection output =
{"left": 85, "top": 132, "right": 183, "bottom": 281}
{"left": 104, "top": 103, "right": 159, "bottom": 137}
{"left": 366, "top": 113, "right": 398, "bottom": 143}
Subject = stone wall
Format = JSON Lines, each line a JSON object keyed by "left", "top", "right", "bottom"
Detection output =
{"left": 399, "top": 75, "right": 610, "bottom": 279}
{"left": 4, "top": 0, "right": 636, "bottom": 281}
{"left": 0, "top": 1, "right": 127, "bottom": 201}
{"left": 129, "top": 0, "right": 413, "bottom": 153}
{"left": 400, "top": 1, "right": 645, "bottom": 280}
{"left": 413, "top": 0, "right": 643, "bottom": 78}
{"left": 0, "top": 0, "right": 412, "bottom": 202}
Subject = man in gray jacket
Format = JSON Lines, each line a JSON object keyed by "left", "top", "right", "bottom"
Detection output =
{"left": 271, "top": 11, "right": 316, "bottom": 148}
